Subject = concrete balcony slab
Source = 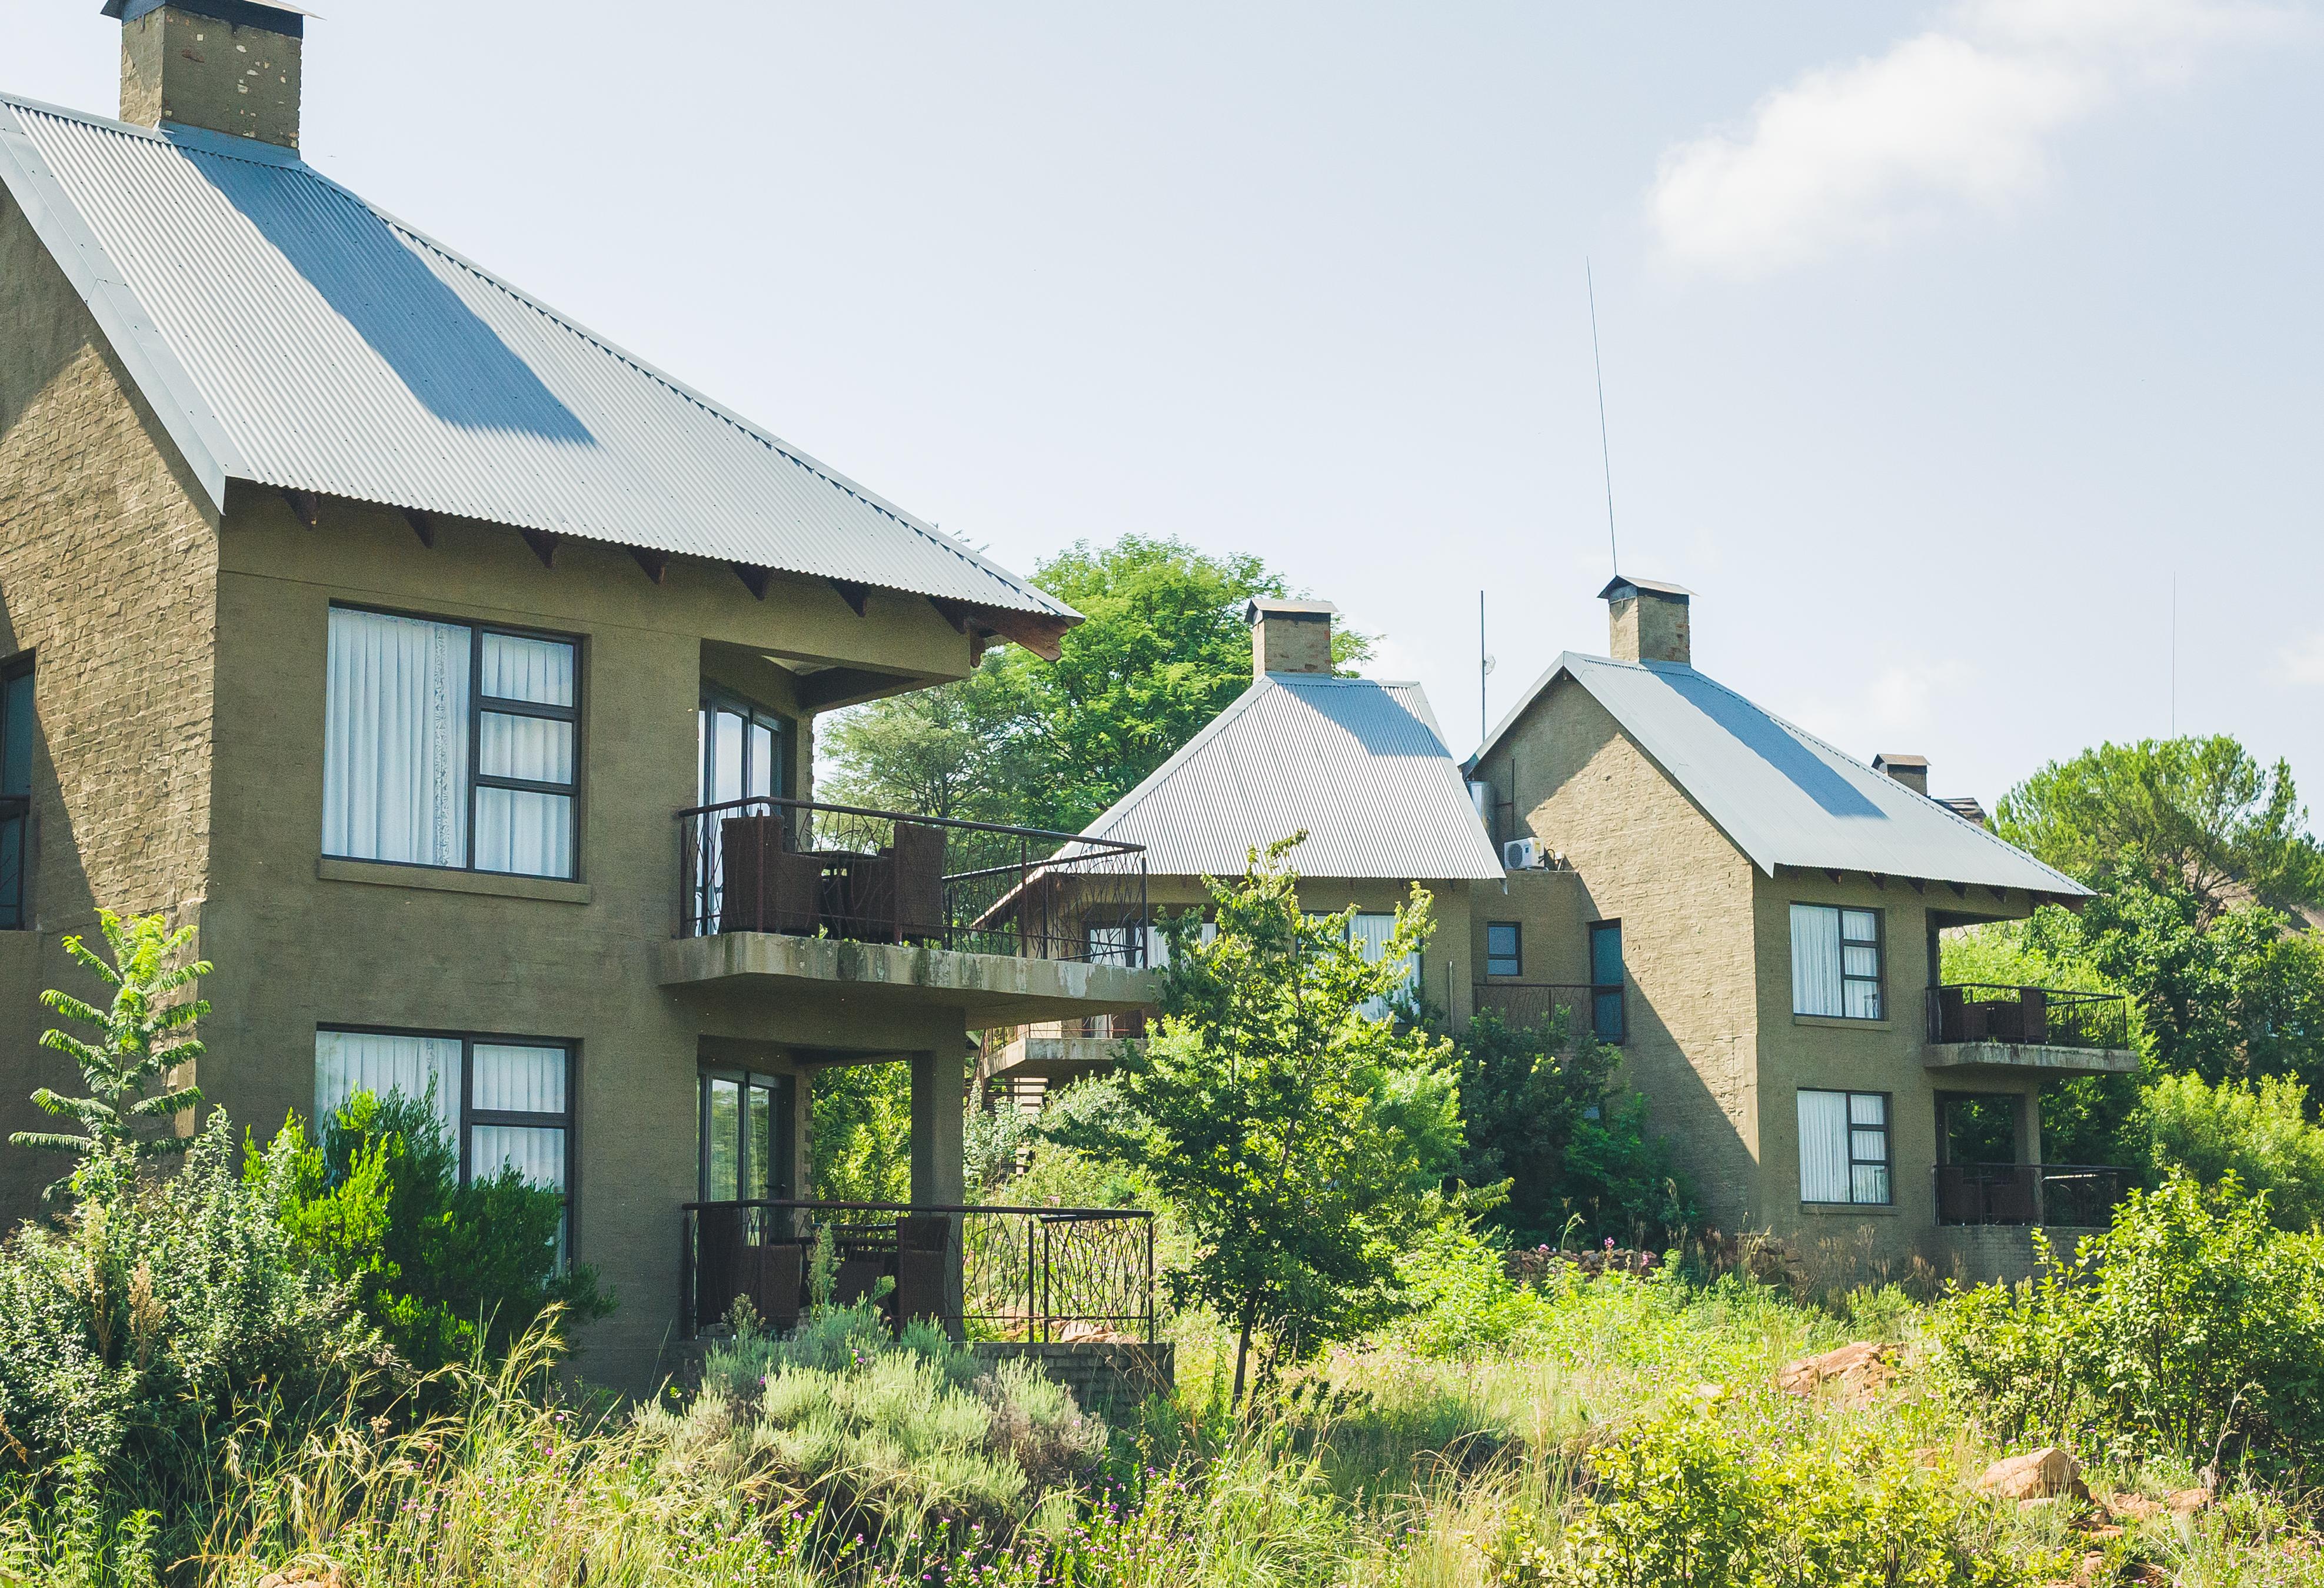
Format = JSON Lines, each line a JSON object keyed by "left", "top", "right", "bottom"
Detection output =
{"left": 1923, "top": 1040, "right": 2139, "bottom": 1077}
{"left": 659, "top": 931, "right": 1159, "bottom": 1026}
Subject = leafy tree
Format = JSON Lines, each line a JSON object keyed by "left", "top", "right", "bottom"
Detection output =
{"left": 2140, "top": 1071, "right": 2324, "bottom": 1231}
{"left": 811, "top": 1063, "right": 913, "bottom": 1204}
{"left": 1050, "top": 838, "right": 1459, "bottom": 1400}
{"left": 1996, "top": 736, "right": 2324, "bottom": 925}
{"left": 820, "top": 659, "right": 1028, "bottom": 827}
{"left": 257, "top": 1088, "right": 611, "bottom": 1370}
{"left": 11, "top": 912, "right": 208, "bottom": 1187}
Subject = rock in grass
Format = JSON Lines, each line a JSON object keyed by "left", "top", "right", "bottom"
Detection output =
{"left": 1775, "top": 1341, "right": 1896, "bottom": 1407}
{"left": 1975, "top": 1446, "right": 2088, "bottom": 1502}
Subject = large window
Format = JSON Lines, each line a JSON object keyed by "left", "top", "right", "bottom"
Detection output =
{"left": 1350, "top": 912, "right": 1416, "bottom": 1018}
{"left": 0, "top": 658, "right": 29, "bottom": 929}
{"left": 1589, "top": 920, "right": 1626, "bottom": 1043}
{"left": 323, "top": 607, "right": 580, "bottom": 879}
{"left": 1798, "top": 1088, "right": 1891, "bottom": 1204}
{"left": 315, "top": 1028, "right": 577, "bottom": 1255}
{"left": 1789, "top": 904, "right": 1883, "bottom": 1019}
{"left": 699, "top": 1069, "right": 795, "bottom": 1203}
{"left": 1485, "top": 922, "right": 1521, "bottom": 978}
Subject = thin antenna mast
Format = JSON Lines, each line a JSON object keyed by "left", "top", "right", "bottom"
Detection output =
{"left": 2170, "top": 575, "right": 2177, "bottom": 737}
{"left": 1479, "top": 591, "right": 1489, "bottom": 744}
{"left": 1587, "top": 260, "right": 1618, "bottom": 574}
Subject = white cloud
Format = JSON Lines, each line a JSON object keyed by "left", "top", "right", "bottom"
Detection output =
{"left": 1648, "top": 0, "right": 2290, "bottom": 277}
{"left": 2283, "top": 632, "right": 2324, "bottom": 685}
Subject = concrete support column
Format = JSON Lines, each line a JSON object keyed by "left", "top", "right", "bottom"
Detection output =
{"left": 908, "top": 1049, "right": 967, "bottom": 1333}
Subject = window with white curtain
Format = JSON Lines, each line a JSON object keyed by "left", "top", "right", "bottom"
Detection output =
{"left": 323, "top": 607, "right": 580, "bottom": 880}
{"left": 1349, "top": 912, "right": 1415, "bottom": 1018}
{"left": 315, "top": 1028, "right": 577, "bottom": 1259}
{"left": 1789, "top": 904, "right": 1883, "bottom": 1019}
{"left": 1797, "top": 1088, "right": 1891, "bottom": 1204}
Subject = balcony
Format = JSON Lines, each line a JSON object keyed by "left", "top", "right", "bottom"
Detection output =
{"left": 1472, "top": 981, "right": 1627, "bottom": 1043}
{"left": 1923, "top": 985, "right": 2137, "bottom": 1076}
{"left": 985, "top": 1013, "right": 1147, "bottom": 1081}
{"left": 1935, "top": 1163, "right": 2137, "bottom": 1229}
{"left": 659, "top": 797, "right": 1158, "bottom": 1023}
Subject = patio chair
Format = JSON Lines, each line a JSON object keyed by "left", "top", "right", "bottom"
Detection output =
{"left": 844, "top": 821, "right": 947, "bottom": 944}
{"left": 720, "top": 814, "right": 822, "bottom": 935}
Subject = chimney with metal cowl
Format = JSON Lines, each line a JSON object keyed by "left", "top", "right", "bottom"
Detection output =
{"left": 1873, "top": 753, "right": 1930, "bottom": 797}
{"left": 1246, "top": 598, "right": 1336, "bottom": 677}
{"left": 106, "top": 0, "right": 308, "bottom": 150}
{"left": 1600, "top": 575, "right": 1692, "bottom": 666}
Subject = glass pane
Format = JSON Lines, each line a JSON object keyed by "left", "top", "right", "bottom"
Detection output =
{"left": 314, "top": 1030, "right": 460, "bottom": 1143}
{"left": 1789, "top": 905, "right": 1841, "bottom": 1016}
{"left": 712, "top": 711, "right": 745, "bottom": 806}
{"left": 1852, "top": 1162, "right": 1891, "bottom": 1204}
{"left": 1843, "top": 979, "right": 1883, "bottom": 1020}
{"left": 1593, "top": 990, "right": 1626, "bottom": 1043}
{"left": 1851, "top": 1128, "right": 1886, "bottom": 1162}
{"left": 705, "top": 1078, "right": 739, "bottom": 1200}
{"left": 1590, "top": 923, "right": 1624, "bottom": 986}
{"left": 480, "top": 712, "right": 574, "bottom": 785}
{"left": 322, "top": 607, "right": 472, "bottom": 867}
{"left": 0, "top": 816, "right": 21, "bottom": 930}
{"left": 748, "top": 721, "right": 775, "bottom": 800}
{"left": 1088, "top": 926, "right": 1135, "bottom": 966}
{"left": 1849, "top": 1093, "right": 1887, "bottom": 1126}
{"left": 474, "top": 788, "right": 574, "bottom": 878}
{"left": 744, "top": 1084, "right": 773, "bottom": 1201}
{"left": 481, "top": 632, "right": 575, "bottom": 707}
{"left": 1842, "top": 945, "right": 1879, "bottom": 978}
{"left": 698, "top": 707, "right": 712, "bottom": 807}
{"left": 1, "top": 671, "right": 30, "bottom": 797}
{"left": 1797, "top": 1090, "right": 1850, "bottom": 1201}
{"left": 471, "top": 1123, "right": 566, "bottom": 1190}
{"left": 1841, "top": 910, "right": 1878, "bottom": 944}
{"left": 1487, "top": 923, "right": 1517, "bottom": 956}
{"left": 474, "top": 1044, "right": 566, "bottom": 1114}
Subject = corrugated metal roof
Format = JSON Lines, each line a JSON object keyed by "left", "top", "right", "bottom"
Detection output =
{"left": 0, "top": 93, "right": 1070, "bottom": 620}
{"left": 1080, "top": 673, "right": 1506, "bottom": 882}
{"left": 1474, "top": 653, "right": 2088, "bottom": 895}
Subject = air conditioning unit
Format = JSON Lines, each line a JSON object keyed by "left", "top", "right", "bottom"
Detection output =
{"left": 1503, "top": 837, "right": 1540, "bottom": 871}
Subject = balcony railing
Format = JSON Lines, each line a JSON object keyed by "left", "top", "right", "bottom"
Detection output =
{"left": 680, "top": 1199, "right": 1156, "bottom": 1343}
{"left": 1927, "top": 984, "right": 2129, "bottom": 1050}
{"left": 1935, "top": 1163, "right": 2136, "bottom": 1227}
{"left": 1473, "top": 981, "right": 1627, "bottom": 1043}
{"left": 678, "top": 795, "right": 1148, "bottom": 963}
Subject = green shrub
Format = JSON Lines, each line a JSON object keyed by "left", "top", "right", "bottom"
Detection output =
{"left": 257, "top": 1089, "right": 611, "bottom": 1372}
{"left": 2142, "top": 1071, "right": 2324, "bottom": 1230}
{"left": 1932, "top": 1172, "right": 2324, "bottom": 1469}
{"left": 1560, "top": 1398, "right": 2034, "bottom": 1587}
{"left": 0, "top": 1117, "right": 388, "bottom": 1509}
{"left": 1391, "top": 1219, "right": 1556, "bottom": 1359}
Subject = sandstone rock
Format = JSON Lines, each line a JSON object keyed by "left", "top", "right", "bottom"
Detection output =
{"left": 1976, "top": 1446, "right": 2087, "bottom": 1502}
{"left": 2166, "top": 1486, "right": 2213, "bottom": 1515}
{"left": 1776, "top": 1341, "right": 1896, "bottom": 1407}
{"left": 2102, "top": 1491, "right": 2165, "bottom": 1524}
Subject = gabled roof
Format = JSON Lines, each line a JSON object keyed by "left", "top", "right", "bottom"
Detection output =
{"left": 1081, "top": 673, "right": 1505, "bottom": 883}
{"left": 1474, "top": 652, "right": 2089, "bottom": 897}
{"left": 0, "top": 93, "right": 1072, "bottom": 628}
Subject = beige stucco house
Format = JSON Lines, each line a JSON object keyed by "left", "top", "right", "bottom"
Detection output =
{"left": 0, "top": 1, "right": 1154, "bottom": 1388}
{"left": 1467, "top": 578, "right": 2136, "bottom": 1279}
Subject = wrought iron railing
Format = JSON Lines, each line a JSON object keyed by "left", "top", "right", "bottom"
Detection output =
{"left": 677, "top": 795, "right": 1147, "bottom": 963}
{"left": 680, "top": 1198, "right": 1156, "bottom": 1343}
{"left": 1935, "top": 1163, "right": 2136, "bottom": 1228}
{"left": 1472, "top": 981, "right": 1627, "bottom": 1043}
{"left": 1927, "top": 984, "right": 2129, "bottom": 1050}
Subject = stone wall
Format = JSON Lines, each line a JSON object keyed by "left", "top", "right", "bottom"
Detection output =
{"left": 971, "top": 1341, "right": 1175, "bottom": 1420}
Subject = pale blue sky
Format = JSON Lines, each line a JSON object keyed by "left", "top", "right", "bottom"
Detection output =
{"left": 6, "top": 1, "right": 2319, "bottom": 811}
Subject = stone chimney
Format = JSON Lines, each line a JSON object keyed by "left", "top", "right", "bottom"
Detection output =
{"left": 106, "top": 0, "right": 307, "bottom": 150}
{"left": 1600, "top": 575, "right": 1692, "bottom": 666}
{"left": 1873, "top": 754, "right": 1929, "bottom": 796}
{"left": 1246, "top": 598, "right": 1336, "bottom": 677}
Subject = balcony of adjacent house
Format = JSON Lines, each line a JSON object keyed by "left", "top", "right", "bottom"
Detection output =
{"left": 658, "top": 795, "right": 1160, "bottom": 1024}
{"left": 1922, "top": 984, "right": 2139, "bottom": 1076}
{"left": 983, "top": 1010, "right": 1149, "bottom": 1087}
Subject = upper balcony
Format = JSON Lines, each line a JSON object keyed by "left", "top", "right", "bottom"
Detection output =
{"left": 1923, "top": 984, "right": 2138, "bottom": 1076}
{"left": 658, "top": 795, "right": 1158, "bottom": 1024}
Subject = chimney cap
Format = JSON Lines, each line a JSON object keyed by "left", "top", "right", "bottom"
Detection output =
{"left": 1244, "top": 598, "right": 1337, "bottom": 622}
{"left": 1873, "top": 753, "right": 1930, "bottom": 774}
{"left": 103, "top": 0, "right": 314, "bottom": 34}
{"left": 1598, "top": 574, "right": 1693, "bottom": 602}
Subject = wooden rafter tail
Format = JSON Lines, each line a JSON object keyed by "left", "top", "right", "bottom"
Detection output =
{"left": 520, "top": 528, "right": 560, "bottom": 569}
{"left": 971, "top": 607, "right": 1076, "bottom": 664}
{"left": 282, "top": 488, "right": 322, "bottom": 528}
{"left": 731, "top": 562, "right": 771, "bottom": 600}
{"left": 927, "top": 597, "right": 971, "bottom": 635}
{"left": 1946, "top": 881, "right": 1969, "bottom": 899}
{"left": 405, "top": 509, "right": 438, "bottom": 548}
{"left": 830, "top": 580, "right": 870, "bottom": 618}
{"left": 630, "top": 546, "right": 671, "bottom": 585}
{"left": 969, "top": 626, "right": 994, "bottom": 667}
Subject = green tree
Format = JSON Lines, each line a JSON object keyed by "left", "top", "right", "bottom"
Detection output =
{"left": 811, "top": 1063, "right": 914, "bottom": 1204}
{"left": 1051, "top": 838, "right": 1459, "bottom": 1400}
{"left": 819, "top": 658, "right": 1028, "bottom": 826}
{"left": 1996, "top": 736, "right": 2324, "bottom": 925}
{"left": 2140, "top": 1071, "right": 2324, "bottom": 1231}
{"left": 11, "top": 912, "right": 208, "bottom": 1186}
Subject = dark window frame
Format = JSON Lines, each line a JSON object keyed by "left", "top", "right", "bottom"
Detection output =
{"left": 1589, "top": 918, "right": 1626, "bottom": 1044}
{"left": 324, "top": 603, "right": 586, "bottom": 881}
{"left": 1790, "top": 902, "right": 1887, "bottom": 1021}
{"left": 0, "top": 653, "right": 31, "bottom": 930}
{"left": 316, "top": 1023, "right": 581, "bottom": 1256}
{"left": 1799, "top": 1086, "right": 1894, "bottom": 1206}
{"left": 697, "top": 1067, "right": 796, "bottom": 1204}
{"left": 1485, "top": 921, "right": 1522, "bottom": 978}
{"left": 698, "top": 687, "right": 794, "bottom": 807}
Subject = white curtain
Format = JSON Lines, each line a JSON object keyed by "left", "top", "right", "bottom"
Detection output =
{"left": 474, "top": 787, "right": 573, "bottom": 877}
{"left": 1841, "top": 910, "right": 1883, "bottom": 1018}
{"left": 474, "top": 1043, "right": 567, "bottom": 1113}
{"left": 324, "top": 608, "right": 471, "bottom": 867}
{"left": 1797, "top": 1090, "right": 1851, "bottom": 1203}
{"left": 471, "top": 1124, "right": 567, "bottom": 1191}
{"left": 1789, "top": 904, "right": 1843, "bottom": 1016}
{"left": 314, "top": 1030, "right": 460, "bottom": 1143}
{"left": 1351, "top": 912, "right": 1414, "bottom": 1018}
{"left": 1850, "top": 1093, "right": 1890, "bottom": 1203}
{"left": 481, "top": 632, "right": 574, "bottom": 706}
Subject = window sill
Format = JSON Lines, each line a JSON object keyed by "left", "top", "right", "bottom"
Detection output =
{"left": 1799, "top": 1200, "right": 1901, "bottom": 1218}
{"left": 317, "top": 857, "right": 591, "bottom": 905}
{"left": 1792, "top": 1014, "right": 1892, "bottom": 1031}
